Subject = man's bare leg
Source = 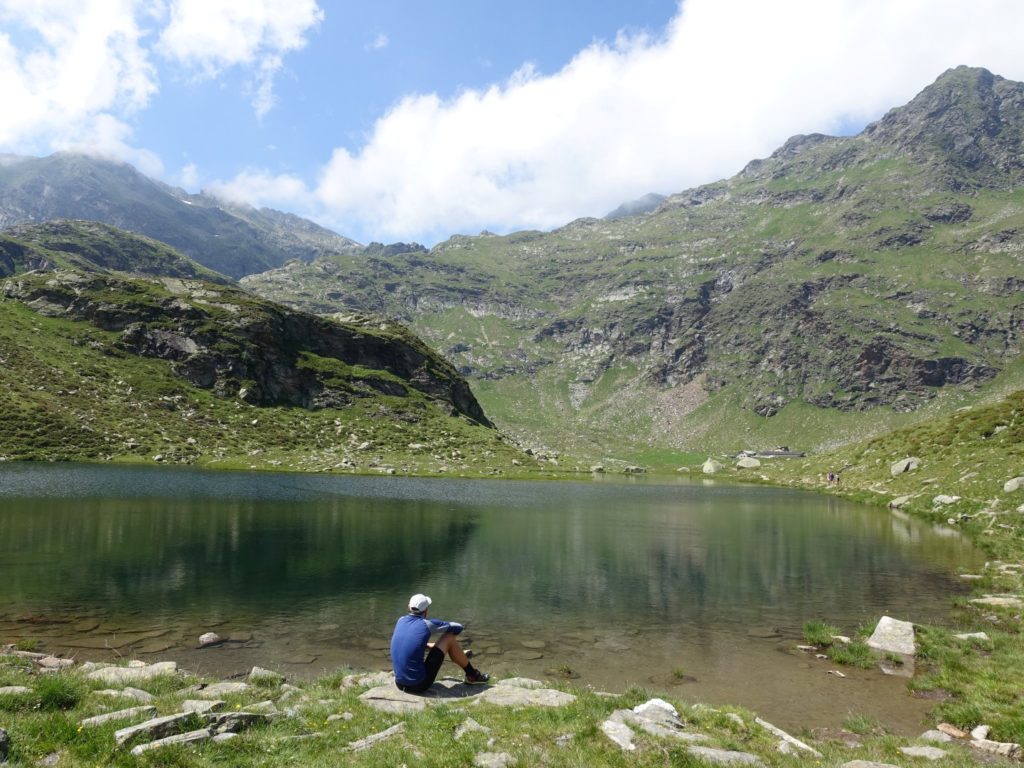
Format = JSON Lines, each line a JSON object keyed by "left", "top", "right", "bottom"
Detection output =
{"left": 434, "top": 633, "right": 471, "bottom": 669}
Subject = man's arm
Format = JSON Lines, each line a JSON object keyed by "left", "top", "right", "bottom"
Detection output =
{"left": 426, "top": 618, "right": 463, "bottom": 635}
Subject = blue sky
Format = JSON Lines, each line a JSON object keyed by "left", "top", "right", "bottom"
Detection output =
{"left": 1, "top": 1, "right": 1024, "bottom": 245}
{"left": 137, "top": 1, "right": 679, "bottom": 184}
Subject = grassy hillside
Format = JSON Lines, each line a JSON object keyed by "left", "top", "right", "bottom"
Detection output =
{"left": 0, "top": 223, "right": 533, "bottom": 475}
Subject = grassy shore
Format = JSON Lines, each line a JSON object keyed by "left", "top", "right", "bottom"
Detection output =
{"left": 755, "top": 389, "right": 1024, "bottom": 747}
{"left": 0, "top": 656, "right": 1000, "bottom": 767}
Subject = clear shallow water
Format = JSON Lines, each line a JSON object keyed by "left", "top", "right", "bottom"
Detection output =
{"left": 0, "top": 463, "right": 982, "bottom": 732}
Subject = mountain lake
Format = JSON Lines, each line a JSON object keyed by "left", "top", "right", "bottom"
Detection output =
{"left": 0, "top": 463, "right": 982, "bottom": 734}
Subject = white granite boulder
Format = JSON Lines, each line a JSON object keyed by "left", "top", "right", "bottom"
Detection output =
{"left": 703, "top": 459, "right": 725, "bottom": 474}
{"left": 866, "top": 616, "right": 915, "bottom": 656}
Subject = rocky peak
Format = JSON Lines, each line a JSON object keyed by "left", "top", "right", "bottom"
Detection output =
{"left": 863, "top": 66, "right": 1024, "bottom": 183}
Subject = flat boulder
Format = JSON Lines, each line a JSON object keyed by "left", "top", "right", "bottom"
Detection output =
{"left": 477, "top": 685, "right": 575, "bottom": 708}
{"left": 703, "top": 459, "right": 724, "bottom": 474}
{"left": 130, "top": 728, "right": 212, "bottom": 756}
{"left": 736, "top": 457, "right": 761, "bottom": 469}
{"left": 932, "top": 494, "right": 961, "bottom": 506}
{"left": 80, "top": 706, "right": 156, "bottom": 728}
{"left": 866, "top": 616, "right": 915, "bottom": 657}
{"left": 497, "top": 677, "right": 544, "bottom": 689}
{"left": 86, "top": 661, "right": 177, "bottom": 685}
{"left": 0, "top": 686, "right": 32, "bottom": 696}
{"left": 358, "top": 680, "right": 481, "bottom": 714}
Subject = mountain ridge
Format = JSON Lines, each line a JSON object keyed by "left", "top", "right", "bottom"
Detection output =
{"left": 241, "top": 65, "right": 1024, "bottom": 457}
{"left": 0, "top": 152, "right": 362, "bottom": 279}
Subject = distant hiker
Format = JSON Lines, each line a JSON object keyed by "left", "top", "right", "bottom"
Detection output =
{"left": 390, "top": 593, "right": 490, "bottom": 692}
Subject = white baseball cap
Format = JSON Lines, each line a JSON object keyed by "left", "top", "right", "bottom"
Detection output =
{"left": 409, "top": 593, "right": 432, "bottom": 614}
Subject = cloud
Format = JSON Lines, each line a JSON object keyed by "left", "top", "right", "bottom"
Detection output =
{"left": 366, "top": 32, "right": 389, "bottom": 52}
{"left": 57, "top": 113, "right": 164, "bottom": 177}
{"left": 0, "top": 0, "right": 157, "bottom": 151}
{"left": 158, "top": 0, "right": 323, "bottom": 116}
{"left": 293, "top": 0, "right": 1024, "bottom": 243}
{"left": 207, "top": 168, "right": 313, "bottom": 210}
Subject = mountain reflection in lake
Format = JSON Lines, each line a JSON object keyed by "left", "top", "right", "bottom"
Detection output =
{"left": 0, "top": 464, "right": 981, "bottom": 732}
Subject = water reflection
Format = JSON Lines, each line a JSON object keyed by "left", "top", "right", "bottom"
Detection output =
{"left": 0, "top": 464, "right": 979, "bottom": 636}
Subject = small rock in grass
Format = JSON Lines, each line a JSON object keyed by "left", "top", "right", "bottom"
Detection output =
{"left": 248, "top": 666, "right": 284, "bottom": 684}
{"left": 955, "top": 632, "right": 990, "bottom": 642}
{"left": 937, "top": 723, "right": 969, "bottom": 739}
{"left": 1003, "top": 477, "right": 1024, "bottom": 494}
{"left": 0, "top": 686, "right": 32, "bottom": 696}
{"left": 455, "top": 717, "right": 491, "bottom": 740}
{"left": 971, "top": 725, "right": 991, "bottom": 740}
{"left": 900, "top": 745, "right": 947, "bottom": 760}
{"left": 601, "top": 719, "right": 636, "bottom": 751}
{"left": 474, "top": 752, "right": 515, "bottom": 768}
{"left": 212, "top": 732, "right": 238, "bottom": 743}
{"left": 919, "top": 729, "right": 953, "bottom": 744}
{"left": 198, "top": 681, "right": 249, "bottom": 698}
{"left": 687, "top": 746, "right": 764, "bottom": 765}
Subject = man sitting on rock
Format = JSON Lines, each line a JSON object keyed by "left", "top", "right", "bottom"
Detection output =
{"left": 390, "top": 593, "right": 489, "bottom": 691}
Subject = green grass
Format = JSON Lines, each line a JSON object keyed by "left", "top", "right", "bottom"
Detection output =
{"left": 0, "top": 663, "right": 995, "bottom": 767}
{"left": 802, "top": 620, "right": 839, "bottom": 647}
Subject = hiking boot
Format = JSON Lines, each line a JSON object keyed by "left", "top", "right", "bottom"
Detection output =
{"left": 464, "top": 669, "right": 490, "bottom": 685}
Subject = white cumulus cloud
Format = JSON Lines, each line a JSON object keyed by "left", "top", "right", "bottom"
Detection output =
{"left": 158, "top": 0, "right": 324, "bottom": 117}
{"left": 280, "top": 0, "right": 1024, "bottom": 243}
{"left": 0, "top": 0, "right": 157, "bottom": 152}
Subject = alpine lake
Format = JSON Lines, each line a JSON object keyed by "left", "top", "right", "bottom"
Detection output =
{"left": 0, "top": 463, "right": 982, "bottom": 735}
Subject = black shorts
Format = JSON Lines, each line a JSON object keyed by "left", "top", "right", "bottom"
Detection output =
{"left": 397, "top": 646, "right": 445, "bottom": 693}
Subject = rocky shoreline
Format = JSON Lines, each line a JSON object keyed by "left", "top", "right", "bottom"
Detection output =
{"left": 2, "top": 642, "right": 1021, "bottom": 766}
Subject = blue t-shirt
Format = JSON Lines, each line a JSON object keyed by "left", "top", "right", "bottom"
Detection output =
{"left": 390, "top": 613, "right": 462, "bottom": 685}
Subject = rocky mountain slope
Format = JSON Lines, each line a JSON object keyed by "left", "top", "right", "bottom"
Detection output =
{"left": 0, "top": 221, "right": 526, "bottom": 472}
{"left": 243, "top": 66, "right": 1024, "bottom": 458}
{"left": 0, "top": 153, "right": 361, "bottom": 279}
